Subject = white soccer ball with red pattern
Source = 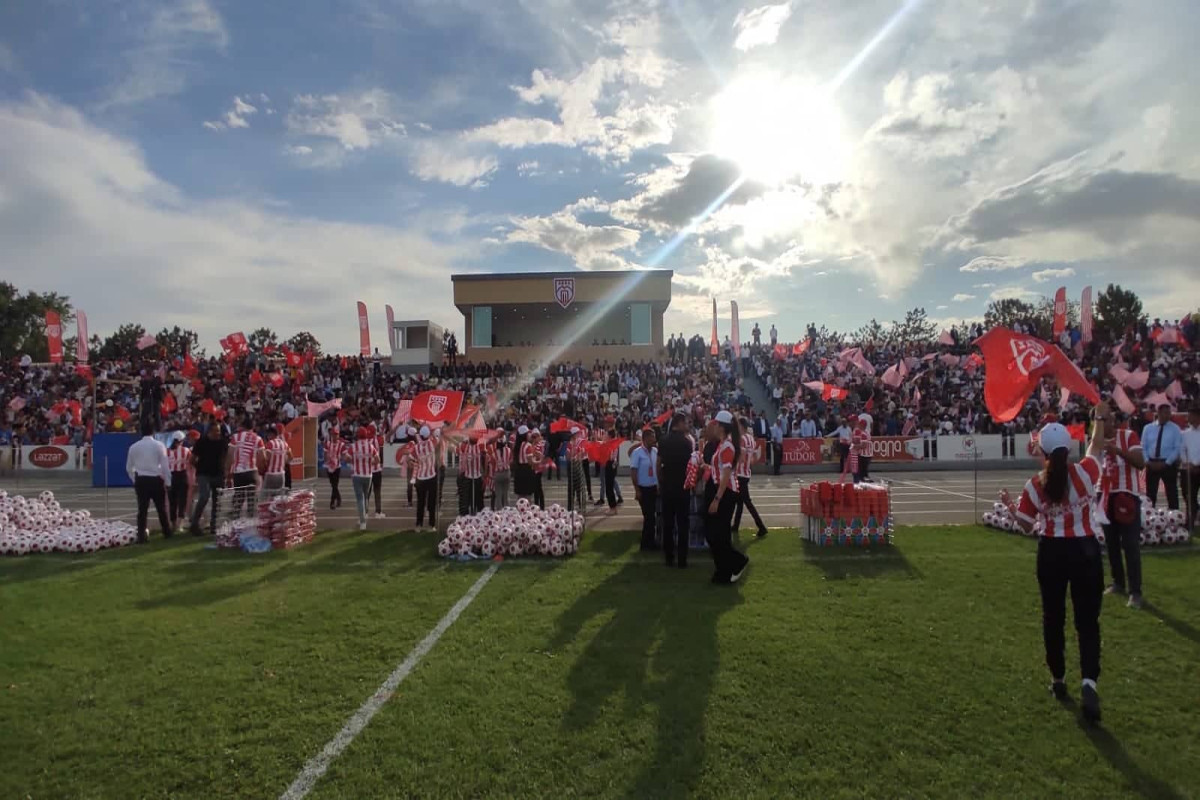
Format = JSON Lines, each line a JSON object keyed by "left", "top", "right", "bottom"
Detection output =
{"left": 507, "top": 540, "right": 523, "bottom": 557}
{"left": 1161, "top": 530, "right": 1178, "bottom": 545}
{"left": 437, "top": 538, "right": 454, "bottom": 557}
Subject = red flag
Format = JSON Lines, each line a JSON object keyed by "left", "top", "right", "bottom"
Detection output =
{"left": 264, "top": 344, "right": 277, "bottom": 355}
{"left": 1067, "top": 423, "right": 1087, "bottom": 442}
{"left": 1080, "top": 286, "right": 1093, "bottom": 344}
{"left": 339, "top": 356, "right": 349, "bottom": 370}
{"left": 411, "top": 389, "right": 464, "bottom": 424}
{"left": 219, "top": 337, "right": 232, "bottom": 354}
{"left": 964, "top": 353, "right": 983, "bottom": 373}
{"left": 357, "top": 301, "right": 371, "bottom": 357}
{"left": 136, "top": 334, "right": 156, "bottom": 350}
{"left": 653, "top": 408, "right": 673, "bottom": 426}
{"left": 792, "top": 338, "right": 812, "bottom": 357}
{"left": 200, "top": 398, "right": 216, "bottom": 415}
{"left": 45, "top": 310, "right": 63, "bottom": 364}
{"left": 550, "top": 416, "right": 587, "bottom": 434}
{"left": 709, "top": 298, "right": 718, "bottom": 356}
{"left": 223, "top": 366, "right": 236, "bottom": 384}
{"left": 1123, "top": 369, "right": 1149, "bottom": 391}
{"left": 881, "top": 364, "right": 903, "bottom": 388}
{"left": 1052, "top": 287, "right": 1067, "bottom": 336}
{"left": 8, "top": 397, "right": 26, "bottom": 412}
{"left": 67, "top": 399, "right": 82, "bottom": 425}
{"left": 773, "top": 344, "right": 788, "bottom": 360}
{"left": 75, "top": 311, "right": 89, "bottom": 364}
{"left": 160, "top": 392, "right": 177, "bottom": 415}
{"left": 730, "top": 301, "right": 741, "bottom": 358}
{"left": 583, "top": 438, "right": 626, "bottom": 463}
{"left": 283, "top": 348, "right": 303, "bottom": 369}
{"left": 974, "top": 327, "right": 1099, "bottom": 423}
{"left": 75, "top": 364, "right": 93, "bottom": 380}
{"left": 113, "top": 404, "right": 132, "bottom": 422}
{"left": 865, "top": 393, "right": 875, "bottom": 412}
{"left": 190, "top": 378, "right": 205, "bottom": 394}
{"left": 269, "top": 372, "right": 285, "bottom": 388}
{"left": 227, "top": 332, "right": 248, "bottom": 355}
{"left": 937, "top": 329, "right": 954, "bottom": 346}
{"left": 249, "top": 368, "right": 263, "bottom": 386}
{"left": 307, "top": 398, "right": 342, "bottom": 418}
{"left": 822, "top": 384, "right": 848, "bottom": 402}
{"left": 182, "top": 352, "right": 198, "bottom": 378}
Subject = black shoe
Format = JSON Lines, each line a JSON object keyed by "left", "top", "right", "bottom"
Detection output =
{"left": 711, "top": 572, "right": 730, "bottom": 585}
{"left": 1081, "top": 683, "right": 1102, "bottom": 725}
{"left": 756, "top": 528, "right": 768, "bottom": 539}
{"left": 163, "top": 530, "right": 174, "bottom": 539}
{"left": 189, "top": 526, "right": 203, "bottom": 537}
{"left": 617, "top": 498, "right": 624, "bottom": 505}
{"left": 731, "top": 558, "right": 749, "bottom": 583}
{"left": 1049, "top": 680, "right": 1069, "bottom": 701}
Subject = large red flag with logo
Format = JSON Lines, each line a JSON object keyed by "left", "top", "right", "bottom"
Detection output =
{"left": 792, "top": 338, "right": 812, "bottom": 357}
{"left": 1052, "top": 287, "right": 1067, "bottom": 336}
{"left": 45, "top": 310, "right": 63, "bottom": 364}
{"left": 974, "top": 327, "right": 1099, "bottom": 423}
{"left": 411, "top": 390, "right": 464, "bottom": 424}
{"left": 357, "top": 301, "right": 371, "bottom": 357}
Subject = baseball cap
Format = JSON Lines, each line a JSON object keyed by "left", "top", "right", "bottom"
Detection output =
{"left": 517, "top": 425, "right": 529, "bottom": 435}
{"left": 419, "top": 425, "right": 430, "bottom": 438}
{"left": 1038, "top": 422, "right": 1072, "bottom": 455}
{"left": 569, "top": 426, "right": 580, "bottom": 435}
{"left": 710, "top": 410, "right": 734, "bottom": 425}
{"left": 171, "top": 430, "right": 186, "bottom": 442}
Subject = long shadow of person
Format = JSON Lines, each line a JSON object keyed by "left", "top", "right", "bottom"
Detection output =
{"left": 550, "top": 561, "right": 742, "bottom": 799}
{"left": 1075, "top": 716, "right": 1186, "bottom": 800}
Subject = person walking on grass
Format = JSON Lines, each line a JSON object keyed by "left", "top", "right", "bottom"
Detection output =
{"left": 703, "top": 410, "right": 749, "bottom": 585}
{"left": 732, "top": 415, "right": 768, "bottom": 539}
{"left": 1010, "top": 405, "right": 1110, "bottom": 725}
{"left": 630, "top": 427, "right": 659, "bottom": 551}
{"left": 1094, "top": 405, "right": 1146, "bottom": 609}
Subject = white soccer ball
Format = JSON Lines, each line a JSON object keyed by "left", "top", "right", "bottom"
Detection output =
{"left": 480, "top": 540, "right": 495, "bottom": 558}
{"left": 1162, "top": 530, "right": 1178, "bottom": 545}
{"left": 437, "top": 538, "right": 454, "bottom": 557}
{"left": 1167, "top": 510, "right": 1185, "bottom": 527}
{"left": 508, "top": 541, "right": 523, "bottom": 557}
{"left": 38, "top": 491, "right": 54, "bottom": 504}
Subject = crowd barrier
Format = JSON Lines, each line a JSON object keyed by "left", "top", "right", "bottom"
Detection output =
{"left": 773, "top": 434, "right": 1039, "bottom": 466}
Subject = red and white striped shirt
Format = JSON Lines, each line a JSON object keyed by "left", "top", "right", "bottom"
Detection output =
{"left": 458, "top": 441, "right": 484, "bottom": 479}
{"left": 230, "top": 430, "right": 263, "bottom": 473}
{"left": 709, "top": 438, "right": 740, "bottom": 493}
{"left": 1100, "top": 428, "right": 1142, "bottom": 497}
{"left": 853, "top": 427, "right": 873, "bottom": 458}
{"left": 265, "top": 438, "right": 291, "bottom": 475}
{"left": 1016, "top": 455, "right": 1102, "bottom": 538}
{"left": 411, "top": 438, "right": 437, "bottom": 480}
{"left": 348, "top": 438, "right": 379, "bottom": 478}
{"left": 167, "top": 446, "right": 189, "bottom": 472}
{"left": 519, "top": 441, "right": 538, "bottom": 466}
{"left": 324, "top": 438, "right": 345, "bottom": 472}
{"left": 736, "top": 432, "right": 755, "bottom": 479}
{"left": 567, "top": 440, "right": 585, "bottom": 462}
{"left": 492, "top": 443, "right": 510, "bottom": 473}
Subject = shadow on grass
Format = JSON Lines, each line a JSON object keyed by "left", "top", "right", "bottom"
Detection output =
{"left": 550, "top": 561, "right": 742, "bottom": 799}
{"left": 801, "top": 540, "right": 920, "bottom": 581}
{"left": 0, "top": 535, "right": 197, "bottom": 587}
{"left": 1078, "top": 721, "right": 1186, "bottom": 800}
{"left": 1142, "top": 602, "right": 1200, "bottom": 649}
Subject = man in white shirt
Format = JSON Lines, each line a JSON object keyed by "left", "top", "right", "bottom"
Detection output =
{"left": 1181, "top": 405, "right": 1200, "bottom": 529}
{"left": 829, "top": 417, "right": 852, "bottom": 474}
{"left": 282, "top": 400, "right": 297, "bottom": 420}
{"left": 125, "top": 422, "right": 174, "bottom": 542}
{"left": 799, "top": 411, "right": 818, "bottom": 439}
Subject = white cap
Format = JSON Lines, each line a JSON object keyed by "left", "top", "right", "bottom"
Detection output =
{"left": 633, "top": 429, "right": 643, "bottom": 439}
{"left": 712, "top": 410, "right": 734, "bottom": 425}
{"left": 858, "top": 413, "right": 872, "bottom": 424}
{"left": 419, "top": 425, "right": 430, "bottom": 438}
{"left": 1038, "top": 422, "right": 1072, "bottom": 455}
{"left": 569, "top": 426, "right": 580, "bottom": 435}
{"left": 407, "top": 425, "right": 417, "bottom": 436}
{"left": 171, "top": 431, "right": 186, "bottom": 442}
{"left": 518, "top": 425, "right": 529, "bottom": 435}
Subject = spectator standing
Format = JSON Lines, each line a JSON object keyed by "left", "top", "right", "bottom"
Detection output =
{"left": 732, "top": 416, "right": 768, "bottom": 539}
{"left": 657, "top": 413, "right": 693, "bottom": 568}
{"left": 829, "top": 416, "right": 852, "bottom": 474}
{"left": 227, "top": 416, "right": 264, "bottom": 519}
{"left": 769, "top": 325, "right": 778, "bottom": 346}
{"left": 165, "top": 432, "right": 190, "bottom": 530}
{"left": 126, "top": 422, "right": 173, "bottom": 543}
{"left": 1141, "top": 404, "right": 1183, "bottom": 509}
{"left": 1180, "top": 406, "right": 1200, "bottom": 529}
{"left": 189, "top": 422, "right": 229, "bottom": 535}
{"left": 799, "top": 411, "right": 818, "bottom": 439}
{"left": 703, "top": 411, "right": 749, "bottom": 585}
{"left": 629, "top": 428, "right": 659, "bottom": 551}
{"left": 770, "top": 416, "right": 784, "bottom": 475}
{"left": 1095, "top": 405, "right": 1146, "bottom": 608}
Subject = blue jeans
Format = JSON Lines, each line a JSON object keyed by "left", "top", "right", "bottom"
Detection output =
{"left": 352, "top": 475, "right": 371, "bottom": 525}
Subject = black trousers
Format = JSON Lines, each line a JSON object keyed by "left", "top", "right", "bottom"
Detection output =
{"left": 660, "top": 489, "right": 690, "bottom": 565}
{"left": 1145, "top": 463, "right": 1179, "bottom": 509}
{"left": 407, "top": 474, "right": 414, "bottom": 505}
{"left": 855, "top": 456, "right": 872, "bottom": 483}
{"left": 603, "top": 462, "right": 617, "bottom": 509}
{"left": 732, "top": 476, "right": 765, "bottom": 534}
{"left": 328, "top": 468, "right": 342, "bottom": 509}
{"left": 1036, "top": 537, "right": 1103, "bottom": 682}
{"left": 134, "top": 475, "right": 172, "bottom": 538}
{"left": 458, "top": 475, "right": 484, "bottom": 515}
{"left": 169, "top": 470, "right": 189, "bottom": 525}
{"left": 772, "top": 443, "right": 782, "bottom": 475}
{"left": 533, "top": 475, "right": 545, "bottom": 509}
{"left": 637, "top": 485, "right": 658, "bottom": 550}
{"left": 704, "top": 486, "right": 747, "bottom": 582}
{"left": 1183, "top": 467, "right": 1200, "bottom": 528}
{"left": 231, "top": 470, "right": 257, "bottom": 518}
{"left": 582, "top": 459, "right": 593, "bottom": 498}
{"left": 1102, "top": 495, "right": 1142, "bottom": 595}
{"left": 837, "top": 443, "right": 849, "bottom": 474}
{"left": 416, "top": 477, "right": 438, "bottom": 527}
{"left": 371, "top": 471, "right": 383, "bottom": 513}
{"left": 567, "top": 461, "right": 584, "bottom": 511}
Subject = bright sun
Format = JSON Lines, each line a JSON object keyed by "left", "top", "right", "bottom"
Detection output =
{"left": 709, "top": 71, "right": 850, "bottom": 186}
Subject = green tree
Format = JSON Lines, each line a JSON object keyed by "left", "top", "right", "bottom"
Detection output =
{"left": 983, "top": 298, "right": 1035, "bottom": 331}
{"left": 889, "top": 308, "right": 937, "bottom": 343}
{"left": 0, "top": 282, "right": 74, "bottom": 361}
{"left": 98, "top": 323, "right": 147, "bottom": 360}
{"left": 248, "top": 327, "right": 279, "bottom": 353}
{"left": 1094, "top": 284, "right": 1145, "bottom": 340}
{"left": 156, "top": 326, "right": 202, "bottom": 358}
{"left": 284, "top": 331, "right": 321, "bottom": 355}
{"left": 853, "top": 318, "right": 886, "bottom": 345}
{"left": 1030, "top": 297, "right": 1080, "bottom": 339}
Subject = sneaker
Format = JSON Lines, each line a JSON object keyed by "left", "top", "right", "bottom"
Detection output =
{"left": 731, "top": 558, "right": 749, "bottom": 583}
{"left": 1104, "top": 584, "right": 1125, "bottom": 596}
{"left": 374, "top": 512, "right": 386, "bottom": 519}
{"left": 1049, "top": 680, "right": 1069, "bottom": 701}
{"left": 1127, "top": 593, "right": 1143, "bottom": 610}
{"left": 358, "top": 522, "right": 367, "bottom": 531}
{"left": 594, "top": 499, "right": 605, "bottom": 507}
{"left": 1081, "top": 683, "right": 1102, "bottom": 725}
{"left": 756, "top": 528, "right": 768, "bottom": 539}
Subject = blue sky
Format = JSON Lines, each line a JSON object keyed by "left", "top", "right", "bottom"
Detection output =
{"left": 1, "top": 0, "right": 1198, "bottom": 353}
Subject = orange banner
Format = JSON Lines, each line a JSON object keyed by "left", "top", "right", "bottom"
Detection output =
{"left": 45, "top": 310, "right": 63, "bottom": 364}
{"left": 356, "top": 301, "right": 371, "bottom": 356}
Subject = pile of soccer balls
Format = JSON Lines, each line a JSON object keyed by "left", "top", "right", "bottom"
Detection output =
{"left": 438, "top": 499, "right": 584, "bottom": 559}
{"left": 0, "top": 490, "right": 139, "bottom": 556}
{"left": 983, "top": 490, "right": 1192, "bottom": 546}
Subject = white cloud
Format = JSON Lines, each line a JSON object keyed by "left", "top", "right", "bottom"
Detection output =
{"left": 409, "top": 140, "right": 498, "bottom": 188}
{"left": 505, "top": 205, "right": 640, "bottom": 271}
{"left": 951, "top": 293, "right": 976, "bottom": 302}
{"left": 284, "top": 145, "right": 313, "bottom": 156}
{"left": 102, "top": 0, "right": 229, "bottom": 108}
{"left": 957, "top": 255, "right": 1034, "bottom": 272}
{"left": 516, "top": 160, "right": 542, "bottom": 177}
{"left": 935, "top": 304, "right": 948, "bottom": 310}
{"left": 1031, "top": 267, "right": 1076, "bottom": 282}
{"left": 203, "top": 95, "right": 261, "bottom": 131}
{"left": 973, "top": 282, "right": 996, "bottom": 289}
{"left": 286, "top": 90, "right": 406, "bottom": 151}
{"left": 733, "top": 2, "right": 794, "bottom": 51}
{"left": 989, "top": 286, "right": 1040, "bottom": 302}
{"left": 0, "top": 95, "right": 472, "bottom": 352}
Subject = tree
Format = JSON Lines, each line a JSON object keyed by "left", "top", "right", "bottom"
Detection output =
{"left": 889, "top": 308, "right": 937, "bottom": 343}
{"left": 983, "top": 298, "right": 1035, "bottom": 331}
{"left": 156, "top": 326, "right": 201, "bottom": 358}
{"left": 1031, "top": 298, "right": 1080, "bottom": 340}
{"left": 284, "top": 331, "right": 321, "bottom": 355}
{"left": 853, "top": 318, "right": 886, "bottom": 345}
{"left": 1094, "top": 284, "right": 1145, "bottom": 341}
{"left": 0, "top": 281, "right": 74, "bottom": 361}
{"left": 98, "top": 323, "right": 147, "bottom": 360}
{"left": 248, "top": 327, "right": 279, "bottom": 353}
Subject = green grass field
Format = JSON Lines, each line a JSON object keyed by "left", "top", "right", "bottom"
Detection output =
{"left": 2, "top": 527, "right": 1198, "bottom": 799}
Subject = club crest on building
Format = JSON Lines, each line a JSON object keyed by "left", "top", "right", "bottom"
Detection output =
{"left": 554, "top": 278, "right": 575, "bottom": 309}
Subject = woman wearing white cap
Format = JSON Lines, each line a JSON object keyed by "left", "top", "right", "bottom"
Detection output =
{"left": 529, "top": 428, "right": 546, "bottom": 508}
{"left": 704, "top": 410, "right": 749, "bottom": 584}
{"left": 513, "top": 425, "right": 536, "bottom": 503}
{"left": 1011, "top": 402, "right": 1110, "bottom": 725}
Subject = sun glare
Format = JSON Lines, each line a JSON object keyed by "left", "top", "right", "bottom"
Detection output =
{"left": 709, "top": 72, "right": 850, "bottom": 186}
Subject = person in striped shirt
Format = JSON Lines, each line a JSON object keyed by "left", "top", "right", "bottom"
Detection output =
{"left": 1012, "top": 406, "right": 1110, "bottom": 725}
{"left": 852, "top": 413, "right": 873, "bottom": 483}
{"left": 704, "top": 410, "right": 748, "bottom": 585}
{"left": 166, "top": 431, "right": 190, "bottom": 530}
{"left": 529, "top": 428, "right": 547, "bottom": 508}
{"left": 324, "top": 428, "right": 345, "bottom": 511}
{"left": 513, "top": 426, "right": 537, "bottom": 503}
{"left": 731, "top": 416, "right": 768, "bottom": 539}
{"left": 259, "top": 424, "right": 292, "bottom": 499}
{"left": 348, "top": 427, "right": 380, "bottom": 531}
{"left": 367, "top": 420, "right": 386, "bottom": 519}
{"left": 1095, "top": 406, "right": 1146, "bottom": 608}
{"left": 457, "top": 435, "right": 485, "bottom": 515}
{"left": 227, "top": 415, "right": 264, "bottom": 519}
{"left": 410, "top": 426, "right": 439, "bottom": 531}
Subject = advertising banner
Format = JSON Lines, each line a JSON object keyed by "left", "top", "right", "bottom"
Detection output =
{"left": 21, "top": 445, "right": 80, "bottom": 471}
{"left": 936, "top": 435, "right": 1005, "bottom": 461}
{"left": 780, "top": 438, "right": 826, "bottom": 465}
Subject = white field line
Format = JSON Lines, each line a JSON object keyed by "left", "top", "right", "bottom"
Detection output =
{"left": 885, "top": 477, "right": 979, "bottom": 502}
{"left": 278, "top": 562, "right": 499, "bottom": 800}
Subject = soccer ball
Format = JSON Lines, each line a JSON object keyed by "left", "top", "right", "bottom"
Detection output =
{"left": 38, "top": 491, "right": 54, "bottom": 504}
{"left": 1162, "top": 530, "right": 1178, "bottom": 545}
{"left": 1167, "top": 510, "right": 1185, "bottom": 527}
{"left": 481, "top": 540, "right": 496, "bottom": 558}
{"left": 437, "top": 539, "right": 454, "bottom": 557}
{"left": 508, "top": 541, "right": 523, "bottom": 557}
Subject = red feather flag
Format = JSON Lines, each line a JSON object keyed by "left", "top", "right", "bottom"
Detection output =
{"left": 974, "top": 327, "right": 1099, "bottom": 423}
{"left": 550, "top": 416, "right": 588, "bottom": 434}
{"left": 583, "top": 438, "right": 626, "bottom": 463}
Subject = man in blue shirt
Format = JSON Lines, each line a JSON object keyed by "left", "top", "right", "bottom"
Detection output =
{"left": 629, "top": 428, "right": 659, "bottom": 552}
{"left": 1141, "top": 404, "right": 1183, "bottom": 509}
